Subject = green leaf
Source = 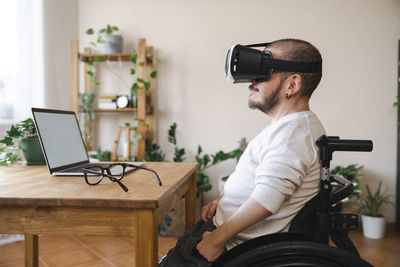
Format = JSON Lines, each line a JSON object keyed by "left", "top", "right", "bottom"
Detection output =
{"left": 97, "top": 36, "right": 105, "bottom": 43}
{"left": 174, "top": 148, "right": 186, "bottom": 162}
{"left": 168, "top": 123, "right": 177, "bottom": 145}
{"left": 86, "top": 28, "right": 94, "bottom": 35}
{"left": 7, "top": 125, "right": 23, "bottom": 138}
{"left": 203, "top": 154, "right": 210, "bottom": 167}
{"left": 131, "top": 83, "right": 139, "bottom": 92}
{"left": 91, "top": 80, "right": 100, "bottom": 87}
{"left": 111, "top": 26, "right": 119, "bottom": 32}
{"left": 131, "top": 48, "right": 137, "bottom": 55}
{"left": 137, "top": 78, "right": 144, "bottom": 83}
{"left": 86, "top": 70, "right": 94, "bottom": 77}
{"left": 0, "top": 136, "right": 13, "bottom": 146}
{"left": 144, "top": 81, "right": 151, "bottom": 90}
{"left": 130, "top": 56, "right": 137, "bottom": 64}
{"left": 130, "top": 68, "right": 136, "bottom": 75}
{"left": 107, "top": 24, "right": 112, "bottom": 34}
{"left": 145, "top": 138, "right": 165, "bottom": 162}
{"left": 90, "top": 41, "right": 96, "bottom": 47}
{"left": 134, "top": 133, "right": 143, "bottom": 140}
{"left": 18, "top": 118, "right": 36, "bottom": 136}
{"left": 150, "top": 70, "right": 158, "bottom": 79}
{"left": 88, "top": 61, "right": 94, "bottom": 66}
{"left": 0, "top": 151, "right": 21, "bottom": 165}
{"left": 90, "top": 147, "right": 103, "bottom": 160}
{"left": 231, "top": 149, "right": 244, "bottom": 159}
{"left": 99, "top": 28, "right": 107, "bottom": 34}
{"left": 94, "top": 56, "right": 103, "bottom": 62}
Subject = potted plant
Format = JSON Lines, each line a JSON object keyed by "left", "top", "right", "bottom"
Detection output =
{"left": 357, "top": 181, "right": 394, "bottom": 239}
{"left": 330, "top": 164, "right": 364, "bottom": 211}
{"left": 0, "top": 118, "right": 45, "bottom": 165}
{"left": 86, "top": 24, "right": 123, "bottom": 54}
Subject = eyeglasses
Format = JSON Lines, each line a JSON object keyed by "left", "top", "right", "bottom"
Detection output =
{"left": 81, "top": 163, "right": 162, "bottom": 192}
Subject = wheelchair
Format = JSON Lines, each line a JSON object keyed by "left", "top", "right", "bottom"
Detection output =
{"left": 211, "top": 135, "right": 374, "bottom": 267}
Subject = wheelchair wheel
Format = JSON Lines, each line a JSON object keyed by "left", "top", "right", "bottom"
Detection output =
{"left": 217, "top": 241, "right": 372, "bottom": 267}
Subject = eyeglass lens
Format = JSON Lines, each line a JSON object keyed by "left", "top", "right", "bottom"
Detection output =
{"left": 84, "top": 166, "right": 104, "bottom": 185}
{"left": 106, "top": 164, "right": 125, "bottom": 180}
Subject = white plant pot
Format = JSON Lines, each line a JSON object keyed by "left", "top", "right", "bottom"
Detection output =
{"left": 102, "top": 34, "right": 123, "bottom": 54}
{"left": 361, "top": 214, "right": 386, "bottom": 239}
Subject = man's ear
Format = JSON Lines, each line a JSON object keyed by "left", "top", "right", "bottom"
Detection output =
{"left": 285, "top": 74, "right": 302, "bottom": 97}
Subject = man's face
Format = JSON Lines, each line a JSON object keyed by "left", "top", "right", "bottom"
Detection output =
{"left": 248, "top": 73, "right": 284, "bottom": 114}
{"left": 248, "top": 47, "right": 286, "bottom": 114}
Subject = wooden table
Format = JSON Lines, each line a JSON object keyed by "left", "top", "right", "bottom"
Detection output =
{"left": 0, "top": 162, "right": 198, "bottom": 267}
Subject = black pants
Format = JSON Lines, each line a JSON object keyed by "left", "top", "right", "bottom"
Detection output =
{"left": 159, "top": 219, "right": 217, "bottom": 267}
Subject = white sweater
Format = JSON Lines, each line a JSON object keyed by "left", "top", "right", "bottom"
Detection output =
{"left": 213, "top": 111, "right": 326, "bottom": 249}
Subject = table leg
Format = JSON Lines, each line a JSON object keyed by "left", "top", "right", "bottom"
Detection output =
{"left": 135, "top": 210, "right": 157, "bottom": 267}
{"left": 185, "top": 171, "right": 197, "bottom": 231}
{"left": 24, "top": 234, "right": 38, "bottom": 267}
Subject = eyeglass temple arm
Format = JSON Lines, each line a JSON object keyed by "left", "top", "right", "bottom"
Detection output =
{"left": 102, "top": 173, "right": 129, "bottom": 192}
{"left": 134, "top": 165, "right": 163, "bottom": 186}
{"left": 114, "top": 178, "right": 129, "bottom": 192}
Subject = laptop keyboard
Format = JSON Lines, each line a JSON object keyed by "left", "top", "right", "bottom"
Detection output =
{"left": 56, "top": 163, "right": 136, "bottom": 176}
{"left": 59, "top": 166, "right": 87, "bottom": 173}
{"left": 59, "top": 163, "right": 110, "bottom": 173}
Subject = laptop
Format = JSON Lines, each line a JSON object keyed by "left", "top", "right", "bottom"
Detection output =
{"left": 32, "top": 108, "right": 138, "bottom": 176}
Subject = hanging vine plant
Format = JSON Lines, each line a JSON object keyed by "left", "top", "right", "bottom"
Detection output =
{"left": 129, "top": 48, "right": 158, "bottom": 93}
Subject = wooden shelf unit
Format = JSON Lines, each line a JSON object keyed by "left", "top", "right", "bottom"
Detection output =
{"left": 70, "top": 38, "right": 155, "bottom": 160}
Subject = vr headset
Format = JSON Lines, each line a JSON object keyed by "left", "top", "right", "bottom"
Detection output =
{"left": 225, "top": 42, "right": 322, "bottom": 83}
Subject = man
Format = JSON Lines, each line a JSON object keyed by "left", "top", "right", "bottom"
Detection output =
{"left": 160, "top": 38, "right": 325, "bottom": 266}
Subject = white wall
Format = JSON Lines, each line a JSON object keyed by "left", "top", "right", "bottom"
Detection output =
{"left": 76, "top": 0, "right": 400, "bottom": 221}
{"left": 43, "top": 0, "right": 78, "bottom": 109}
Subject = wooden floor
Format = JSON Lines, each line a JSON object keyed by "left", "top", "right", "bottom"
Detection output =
{"left": 348, "top": 223, "right": 400, "bottom": 267}
{"left": 0, "top": 224, "right": 399, "bottom": 267}
{"left": 0, "top": 236, "right": 177, "bottom": 267}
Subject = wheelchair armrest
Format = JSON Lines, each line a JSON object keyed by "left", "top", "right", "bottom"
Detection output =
{"left": 210, "top": 232, "right": 312, "bottom": 267}
{"left": 330, "top": 175, "right": 354, "bottom": 205}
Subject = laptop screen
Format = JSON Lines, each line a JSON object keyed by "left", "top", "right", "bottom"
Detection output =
{"left": 32, "top": 109, "right": 89, "bottom": 170}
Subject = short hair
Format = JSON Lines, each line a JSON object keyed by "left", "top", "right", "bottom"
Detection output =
{"left": 266, "top": 39, "right": 322, "bottom": 97}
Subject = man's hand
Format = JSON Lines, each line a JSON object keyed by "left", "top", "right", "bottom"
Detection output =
{"left": 201, "top": 195, "right": 223, "bottom": 222}
{"left": 198, "top": 197, "right": 272, "bottom": 262}
{"left": 196, "top": 231, "right": 225, "bottom": 262}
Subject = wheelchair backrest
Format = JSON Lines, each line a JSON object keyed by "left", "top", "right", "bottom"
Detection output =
{"left": 289, "top": 135, "right": 373, "bottom": 244}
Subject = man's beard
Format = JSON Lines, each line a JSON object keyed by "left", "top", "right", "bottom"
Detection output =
{"left": 248, "top": 83, "right": 282, "bottom": 114}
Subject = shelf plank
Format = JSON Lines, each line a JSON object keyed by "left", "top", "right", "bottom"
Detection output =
{"left": 94, "top": 108, "right": 136, "bottom": 113}
{"left": 94, "top": 107, "right": 153, "bottom": 114}
{"left": 79, "top": 53, "right": 132, "bottom": 63}
{"left": 79, "top": 52, "right": 153, "bottom": 63}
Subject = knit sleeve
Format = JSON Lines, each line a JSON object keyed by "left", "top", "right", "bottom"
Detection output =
{"left": 250, "top": 122, "right": 316, "bottom": 214}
